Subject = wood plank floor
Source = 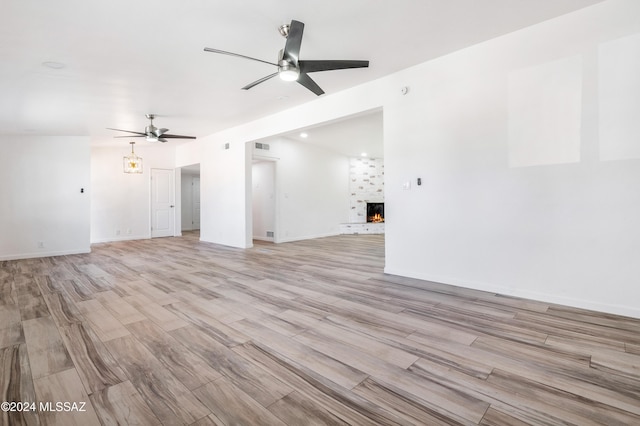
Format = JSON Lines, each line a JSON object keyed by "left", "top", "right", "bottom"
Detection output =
{"left": 1, "top": 232, "right": 640, "bottom": 425}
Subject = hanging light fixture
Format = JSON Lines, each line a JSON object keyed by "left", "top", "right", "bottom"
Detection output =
{"left": 123, "top": 141, "right": 143, "bottom": 174}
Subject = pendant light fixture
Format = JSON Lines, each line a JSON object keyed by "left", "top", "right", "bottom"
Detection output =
{"left": 123, "top": 141, "right": 143, "bottom": 174}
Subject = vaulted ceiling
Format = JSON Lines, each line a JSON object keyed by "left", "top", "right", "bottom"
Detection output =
{"left": 1, "top": 0, "right": 603, "bottom": 145}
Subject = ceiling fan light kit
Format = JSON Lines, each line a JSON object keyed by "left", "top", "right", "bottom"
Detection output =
{"left": 278, "top": 60, "right": 300, "bottom": 81}
{"left": 204, "top": 19, "right": 369, "bottom": 96}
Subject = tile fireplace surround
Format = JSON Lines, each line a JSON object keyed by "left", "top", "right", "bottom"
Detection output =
{"left": 342, "top": 157, "right": 384, "bottom": 234}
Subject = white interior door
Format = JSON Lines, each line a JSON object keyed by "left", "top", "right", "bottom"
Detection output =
{"left": 151, "top": 168, "right": 175, "bottom": 238}
{"left": 192, "top": 177, "right": 200, "bottom": 230}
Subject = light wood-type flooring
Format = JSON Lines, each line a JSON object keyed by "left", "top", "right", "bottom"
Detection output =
{"left": 1, "top": 232, "right": 640, "bottom": 425}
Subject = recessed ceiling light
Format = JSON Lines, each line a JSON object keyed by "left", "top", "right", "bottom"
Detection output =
{"left": 42, "top": 61, "right": 66, "bottom": 69}
{"left": 361, "top": 152, "right": 368, "bottom": 157}
{"left": 300, "top": 132, "right": 308, "bottom": 138}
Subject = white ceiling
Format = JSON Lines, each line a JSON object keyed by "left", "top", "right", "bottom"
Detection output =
{"left": 1, "top": 0, "right": 603, "bottom": 146}
{"left": 280, "top": 109, "right": 384, "bottom": 158}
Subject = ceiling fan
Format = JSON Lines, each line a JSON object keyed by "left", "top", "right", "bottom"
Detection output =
{"left": 107, "top": 114, "right": 196, "bottom": 143}
{"left": 204, "top": 20, "right": 369, "bottom": 96}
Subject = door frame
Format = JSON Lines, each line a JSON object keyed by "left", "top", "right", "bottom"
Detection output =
{"left": 192, "top": 176, "right": 201, "bottom": 230}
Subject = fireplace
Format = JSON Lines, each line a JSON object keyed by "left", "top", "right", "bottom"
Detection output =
{"left": 366, "top": 202, "right": 384, "bottom": 223}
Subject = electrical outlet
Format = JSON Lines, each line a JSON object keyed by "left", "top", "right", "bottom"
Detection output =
{"left": 126, "top": 228, "right": 132, "bottom": 235}
{"left": 116, "top": 229, "right": 121, "bottom": 236}
{"left": 37, "top": 241, "right": 44, "bottom": 248}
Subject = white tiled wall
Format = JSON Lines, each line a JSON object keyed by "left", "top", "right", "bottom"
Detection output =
{"left": 348, "top": 157, "right": 384, "bottom": 223}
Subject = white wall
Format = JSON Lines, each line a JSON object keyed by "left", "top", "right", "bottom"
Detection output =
{"left": 271, "top": 138, "right": 349, "bottom": 242}
{"left": 195, "top": 136, "right": 252, "bottom": 248}
{"left": 382, "top": 0, "right": 640, "bottom": 318}
{"left": 251, "top": 139, "right": 350, "bottom": 242}
{"left": 176, "top": 0, "right": 640, "bottom": 318}
{"left": 0, "top": 136, "right": 90, "bottom": 260}
{"left": 90, "top": 144, "right": 177, "bottom": 243}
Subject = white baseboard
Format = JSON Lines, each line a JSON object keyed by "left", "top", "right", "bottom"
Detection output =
{"left": 383, "top": 267, "right": 640, "bottom": 320}
{"left": 0, "top": 247, "right": 92, "bottom": 261}
{"left": 253, "top": 236, "right": 274, "bottom": 242}
{"left": 275, "top": 231, "right": 341, "bottom": 244}
{"left": 90, "top": 235, "right": 150, "bottom": 244}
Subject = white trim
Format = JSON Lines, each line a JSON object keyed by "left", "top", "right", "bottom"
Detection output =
{"left": 275, "top": 231, "right": 341, "bottom": 244}
{"left": 253, "top": 236, "right": 274, "bottom": 242}
{"left": 90, "top": 235, "right": 150, "bottom": 244}
{"left": 383, "top": 268, "right": 640, "bottom": 320}
{"left": 0, "top": 248, "right": 91, "bottom": 261}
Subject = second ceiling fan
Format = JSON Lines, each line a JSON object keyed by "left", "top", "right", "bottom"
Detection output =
{"left": 204, "top": 20, "right": 369, "bottom": 96}
{"left": 107, "top": 114, "right": 196, "bottom": 143}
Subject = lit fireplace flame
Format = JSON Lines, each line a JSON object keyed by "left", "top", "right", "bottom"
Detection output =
{"left": 370, "top": 213, "right": 384, "bottom": 223}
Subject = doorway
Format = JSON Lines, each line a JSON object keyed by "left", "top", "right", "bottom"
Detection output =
{"left": 180, "top": 164, "right": 201, "bottom": 232}
{"left": 252, "top": 160, "right": 276, "bottom": 242}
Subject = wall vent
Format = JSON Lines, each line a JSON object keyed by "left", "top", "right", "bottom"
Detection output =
{"left": 266, "top": 231, "right": 274, "bottom": 238}
{"left": 255, "top": 142, "right": 270, "bottom": 151}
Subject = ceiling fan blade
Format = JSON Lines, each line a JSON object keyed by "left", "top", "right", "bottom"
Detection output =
{"left": 106, "top": 128, "right": 147, "bottom": 136}
{"left": 283, "top": 20, "right": 304, "bottom": 66}
{"left": 161, "top": 134, "right": 197, "bottom": 139}
{"left": 242, "top": 72, "right": 278, "bottom": 90}
{"left": 299, "top": 60, "right": 369, "bottom": 73}
{"left": 204, "top": 48, "right": 277, "bottom": 67}
{"left": 158, "top": 138, "right": 169, "bottom": 143}
{"left": 297, "top": 73, "right": 324, "bottom": 96}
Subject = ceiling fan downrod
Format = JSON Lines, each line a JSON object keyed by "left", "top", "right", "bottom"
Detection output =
{"left": 278, "top": 23, "right": 290, "bottom": 38}
{"left": 145, "top": 114, "right": 155, "bottom": 135}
